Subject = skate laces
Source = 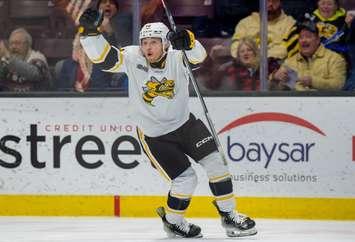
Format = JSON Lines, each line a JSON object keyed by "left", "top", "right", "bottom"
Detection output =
{"left": 228, "top": 211, "right": 247, "bottom": 225}
{"left": 174, "top": 218, "right": 190, "bottom": 233}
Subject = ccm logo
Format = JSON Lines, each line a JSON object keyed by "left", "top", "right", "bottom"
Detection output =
{"left": 196, "top": 136, "right": 213, "bottom": 148}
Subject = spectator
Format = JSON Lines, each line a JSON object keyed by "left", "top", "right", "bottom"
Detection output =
{"left": 141, "top": 0, "right": 165, "bottom": 26}
{"left": 0, "top": 28, "right": 51, "bottom": 92}
{"left": 94, "top": 0, "right": 131, "bottom": 91}
{"left": 229, "top": 0, "right": 296, "bottom": 60}
{"left": 61, "top": 0, "right": 131, "bottom": 91}
{"left": 96, "top": 0, "right": 133, "bottom": 47}
{"left": 204, "top": 37, "right": 280, "bottom": 91}
{"left": 271, "top": 19, "right": 346, "bottom": 91}
{"left": 284, "top": 0, "right": 354, "bottom": 61}
{"left": 206, "top": 37, "right": 260, "bottom": 90}
{"left": 55, "top": 34, "right": 91, "bottom": 92}
{"left": 55, "top": 34, "right": 127, "bottom": 92}
{"left": 314, "top": 0, "right": 355, "bottom": 90}
{"left": 313, "top": 0, "right": 354, "bottom": 55}
{"left": 64, "top": 0, "right": 132, "bottom": 46}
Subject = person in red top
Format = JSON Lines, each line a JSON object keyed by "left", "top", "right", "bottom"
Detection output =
{"left": 204, "top": 37, "right": 261, "bottom": 91}
{"left": 223, "top": 37, "right": 260, "bottom": 90}
{"left": 202, "top": 37, "right": 281, "bottom": 91}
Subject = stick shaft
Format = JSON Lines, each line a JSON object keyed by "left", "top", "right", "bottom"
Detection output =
{"left": 160, "top": 0, "right": 228, "bottom": 165}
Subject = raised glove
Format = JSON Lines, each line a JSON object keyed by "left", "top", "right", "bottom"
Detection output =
{"left": 167, "top": 29, "right": 195, "bottom": 50}
{"left": 78, "top": 8, "right": 103, "bottom": 36}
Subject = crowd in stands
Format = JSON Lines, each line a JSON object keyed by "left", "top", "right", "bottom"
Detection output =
{"left": 0, "top": 0, "right": 354, "bottom": 93}
{"left": 198, "top": 0, "right": 355, "bottom": 91}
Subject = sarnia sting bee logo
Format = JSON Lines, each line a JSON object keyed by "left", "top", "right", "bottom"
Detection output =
{"left": 142, "top": 76, "right": 175, "bottom": 106}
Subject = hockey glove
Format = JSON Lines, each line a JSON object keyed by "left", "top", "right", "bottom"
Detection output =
{"left": 167, "top": 29, "right": 195, "bottom": 50}
{"left": 78, "top": 8, "right": 103, "bottom": 36}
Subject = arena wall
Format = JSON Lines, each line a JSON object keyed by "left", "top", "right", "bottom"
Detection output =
{"left": 1, "top": 97, "right": 354, "bottom": 219}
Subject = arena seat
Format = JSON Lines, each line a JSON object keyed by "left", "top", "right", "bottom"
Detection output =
{"left": 9, "top": 0, "right": 50, "bottom": 18}
{"left": 33, "top": 38, "right": 73, "bottom": 66}
{"left": 198, "top": 37, "right": 231, "bottom": 53}
{"left": 0, "top": 0, "right": 9, "bottom": 38}
{"left": 167, "top": 0, "right": 214, "bottom": 18}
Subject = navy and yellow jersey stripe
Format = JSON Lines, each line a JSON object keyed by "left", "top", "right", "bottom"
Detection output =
{"left": 136, "top": 128, "right": 171, "bottom": 182}
{"left": 80, "top": 35, "right": 110, "bottom": 63}
{"left": 313, "top": 8, "right": 346, "bottom": 23}
{"left": 104, "top": 47, "right": 124, "bottom": 72}
{"left": 80, "top": 35, "right": 124, "bottom": 73}
{"left": 313, "top": 8, "right": 348, "bottom": 45}
{"left": 91, "top": 42, "right": 111, "bottom": 64}
{"left": 283, "top": 25, "right": 300, "bottom": 58}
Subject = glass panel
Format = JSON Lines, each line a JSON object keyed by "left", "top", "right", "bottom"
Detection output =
{"left": 0, "top": 0, "right": 354, "bottom": 95}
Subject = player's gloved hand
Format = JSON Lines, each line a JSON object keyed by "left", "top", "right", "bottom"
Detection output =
{"left": 78, "top": 8, "right": 103, "bottom": 36}
{"left": 167, "top": 29, "right": 195, "bottom": 50}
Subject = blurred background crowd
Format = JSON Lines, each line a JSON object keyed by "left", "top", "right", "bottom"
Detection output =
{"left": 0, "top": 0, "right": 354, "bottom": 93}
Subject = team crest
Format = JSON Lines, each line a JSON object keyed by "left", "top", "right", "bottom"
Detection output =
{"left": 142, "top": 76, "right": 175, "bottom": 106}
{"left": 316, "top": 22, "right": 337, "bottom": 39}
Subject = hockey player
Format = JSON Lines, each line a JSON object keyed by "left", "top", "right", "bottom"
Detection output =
{"left": 78, "top": 8, "right": 257, "bottom": 238}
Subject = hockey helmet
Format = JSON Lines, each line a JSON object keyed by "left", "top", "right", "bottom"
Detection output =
{"left": 139, "top": 22, "right": 170, "bottom": 49}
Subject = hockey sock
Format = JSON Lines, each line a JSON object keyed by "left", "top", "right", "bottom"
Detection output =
{"left": 199, "top": 152, "right": 236, "bottom": 212}
{"left": 166, "top": 167, "right": 197, "bottom": 224}
{"left": 209, "top": 177, "right": 236, "bottom": 212}
{"left": 166, "top": 192, "right": 191, "bottom": 224}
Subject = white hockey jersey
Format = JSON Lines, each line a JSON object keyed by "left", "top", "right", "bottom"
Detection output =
{"left": 80, "top": 35, "right": 207, "bottom": 137}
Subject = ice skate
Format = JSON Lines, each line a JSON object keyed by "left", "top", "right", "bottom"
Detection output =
{"left": 213, "top": 200, "right": 257, "bottom": 237}
{"left": 156, "top": 207, "right": 203, "bottom": 238}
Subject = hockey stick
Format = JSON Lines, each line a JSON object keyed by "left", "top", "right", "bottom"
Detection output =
{"left": 160, "top": 0, "right": 228, "bottom": 165}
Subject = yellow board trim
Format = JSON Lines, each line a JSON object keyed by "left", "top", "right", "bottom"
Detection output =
{"left": 1, "top": 195, "right": 355, "bottom": 220}
{"left": 0, "top": 195, "right": 113, "bottom": 216}
{"left": 120, "top": 196, "right": 355, "bottom": 220}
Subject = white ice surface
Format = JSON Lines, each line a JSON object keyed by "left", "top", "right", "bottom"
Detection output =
{"left": 0, "top": 217, "right": 354, "bottom": 242}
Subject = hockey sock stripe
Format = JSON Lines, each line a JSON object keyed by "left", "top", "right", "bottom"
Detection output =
{"left": 167, "top": 192, "right": 191, "bottom": 211}
{"left": 215, "top": 193, "right": 234, "bottom": 201}
{"left": 166, "top": 206, "right": 186, "bottom": 215}
{"left": 209, "top": 173, "right": 231, "bottom": 183}
{"left": 170, "top": 192, "right": 192, "bottom": 200}
{"left": 209, "top": 177, "right": 233, "bottom": 197}
{"left": 137, "top": 128, "right": 171, "bottom": 182}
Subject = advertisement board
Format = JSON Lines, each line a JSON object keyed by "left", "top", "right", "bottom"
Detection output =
{"left": 1, "top": 97, "right": 354, "bottom": 198}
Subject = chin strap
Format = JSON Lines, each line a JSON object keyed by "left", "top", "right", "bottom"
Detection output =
{"left": 150, "top": 53, "right": 167, "bottom": 69}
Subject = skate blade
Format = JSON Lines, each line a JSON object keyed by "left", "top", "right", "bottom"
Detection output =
{"left": 166, "top": 232, "right": 203, "bottom": 239}
{"left": 226, "top": 227, "right": 257, "bottom": 237}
